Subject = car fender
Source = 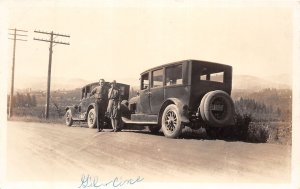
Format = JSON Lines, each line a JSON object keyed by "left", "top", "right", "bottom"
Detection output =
{"left": 159, "top": 98, "right": 190, "bottom": 124}
{"left": 85, "top": 103, "right": 97, "bottom": 119}
{"left": 65, "top": 106, "right": 76, "bottom": 117}
{"left": 129, "top": 96, "right": 139, "bottom": 105}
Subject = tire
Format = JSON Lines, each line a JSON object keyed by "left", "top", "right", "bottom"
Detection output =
{"left": 203, "top": 90, "right": 234, "bottom": 127}
{"left": 161, "top": 104, "right": 183, "bottom": 138}
{"left": 87, "top": 108, "right": 97, "bottom": 128}
{"left": 65, "top": 109, "right": 73, "bottom": 126}
{"left": 148, "top": 125, "right": 161, "bottom": 133}
{"left": 199, "top": 92, "right": 210, "bottom": 122}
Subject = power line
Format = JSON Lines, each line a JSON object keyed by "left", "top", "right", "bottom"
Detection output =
{"left": 33, "top": 30, "right": 70, "bottom": 119}
{"left": 9, "top": 28, "right": 28, "bottom": 32}
{"left": 8, "top": 28, "right": 28, "bottom": 118}
{"left": 34, "top": 30, "right": 70, "bottom": 38}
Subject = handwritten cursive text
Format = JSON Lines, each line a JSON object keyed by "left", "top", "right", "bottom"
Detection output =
{"left": 78, "top": 174, "right": 144, "bottom": 188}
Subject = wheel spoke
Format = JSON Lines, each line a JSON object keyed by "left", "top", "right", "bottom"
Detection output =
{"left": 164, "top": 110, "right": 177, "bottom": 132}
{"left": 162, "top": 105, "right": 182, "bottom": 138}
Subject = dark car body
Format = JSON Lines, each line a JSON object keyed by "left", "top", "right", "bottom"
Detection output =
{"left": 123, "top": 59, "right": 235, "bottom": 138}
{"left": 65, "top": 82, "right": 130, "bottom": 127}
{"left": 137, "top": 60, "right": 232, "bottom": 114}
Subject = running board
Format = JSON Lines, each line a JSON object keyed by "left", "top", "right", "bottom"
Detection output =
{"left": 121, "top": 117, "right": 158, "bottom": 125}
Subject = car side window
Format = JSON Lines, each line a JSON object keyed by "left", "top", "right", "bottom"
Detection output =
{"left": 141, "top": 73, "right": 149, "bottom": 90}
{"left": 81, "top": 88, "right": 86, "bottom": 99}
{"left": 200, "top": 67, "right": 224, "bottom": 83}
{"left": 165, "top": 64, "right": 183, "bottom": 86}
{"left": 151, "top": 69, "right": 163, "bottom": 88}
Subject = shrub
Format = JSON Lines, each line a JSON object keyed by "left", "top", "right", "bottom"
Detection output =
{"left": 246, "top": 122, "right": 270, "bottom": 143}
{"left": 211, "top": 113, "right": 272, "bottom": 143}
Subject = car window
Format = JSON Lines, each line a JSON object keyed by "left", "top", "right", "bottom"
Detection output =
{"left": 200, "top": 67, "right": 224, "bottom": 83}
{"left": 81, "top": 88, "right": 87, "bottom": 99}
{"left": 141, "top": 73, "right": 149, "bottom": 90}
{"left": 165, "top": 64, "right": 183, "bottom": 86}
{"left": 119, "top": 85, "right": 125, "bottom": 95}
{"left": 151, "top": 69, "right": 163, "bottom": 88}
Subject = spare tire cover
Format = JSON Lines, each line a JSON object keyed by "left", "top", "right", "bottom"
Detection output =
{"left": 201, "top": 90, "right": 234, "bottom": 127}
{"left": 199, "top": 92, "right": 211, "bottom": 122}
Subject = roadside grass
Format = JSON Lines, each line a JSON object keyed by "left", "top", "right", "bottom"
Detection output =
{"left": 261, "top": 121, "right": 292, "bottom": 145}
{"left": 7, "top": 115, "right": 65, "bottom": 125}
{"left": 220, "top": 115, "right": 292, "bottom": 145}
{"left": 181, "top": 114, "right": 291, "bottom": 145}
{"left": 7, "top": 106, "right": 65, "bottom": 124}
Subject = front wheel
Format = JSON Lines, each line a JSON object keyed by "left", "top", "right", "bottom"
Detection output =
{"left": 65, "top": 109, "right": 73, "bottom": 126}
{"left": 87, "top": 108, "right": 97, "bottom": 128}
{"left": 161, "top": 104, "right": 183, "bottom": 138}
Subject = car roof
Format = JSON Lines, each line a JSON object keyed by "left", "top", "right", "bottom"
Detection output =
{"left": 81, "top": 81, "right": 129, "bottom": 89}
{"left": 140, "top": 59, "right": 232, "bottom": 75}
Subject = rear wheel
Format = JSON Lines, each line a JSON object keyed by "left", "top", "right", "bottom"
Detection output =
{"left": 65, "top": 109, "right": 73, "bottom": 126}
{"left": 161, "top": 104, "right": 183, "bottom": 138}
{"left": 87, "top": 108, "right": 97, "bottom": 128}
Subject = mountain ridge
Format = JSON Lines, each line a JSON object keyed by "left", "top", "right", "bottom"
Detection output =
{"left": 11, "top": 74, "right": 291, "bottom": 92}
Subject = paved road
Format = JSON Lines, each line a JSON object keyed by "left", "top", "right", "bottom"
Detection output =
{"left": 4, "top": 121, "right": 291, "bottom": 183}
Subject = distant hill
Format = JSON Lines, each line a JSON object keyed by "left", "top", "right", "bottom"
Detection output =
{"left": 14, "top": 77, "right": 91, "bottom": 91}
{"left": 12, "top": 74, "right": 291, "bottom": 92}
{"left": 232, "top": 88, "right": 292, "bottom": 121}
{"left": 232, "top": 74, "right": 291, "bottom": 91}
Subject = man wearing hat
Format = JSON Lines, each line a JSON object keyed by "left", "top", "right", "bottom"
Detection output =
{"left": 107, "top": 80, "right": 121, "bottom": 132}
{"left": 90, "top": 78, "right": 108, "bottom": 132}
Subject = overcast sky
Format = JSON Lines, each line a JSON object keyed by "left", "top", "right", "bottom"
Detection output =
{"left": 1, "top": 0, "right": 296, "bottom": 89}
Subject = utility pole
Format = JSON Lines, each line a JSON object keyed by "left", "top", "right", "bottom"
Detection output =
{"left": 33, "top": 30, "right": 70, "bottom": 119}
{"left": 8, "top": 28, "right": 27, "bottom": 117}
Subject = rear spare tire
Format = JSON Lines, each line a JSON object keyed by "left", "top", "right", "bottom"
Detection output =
{"left": 199, "top": 92, "right": 210, "bottom": 122}
{"left": 201, "top": 90, "right": 234, "bottom": 127}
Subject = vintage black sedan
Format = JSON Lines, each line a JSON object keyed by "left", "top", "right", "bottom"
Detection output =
{"left": 65, "top": 82, "right": 130, "bottom": 128}
{"left": 122, "top": 59, "right": 235, "bottom": 138}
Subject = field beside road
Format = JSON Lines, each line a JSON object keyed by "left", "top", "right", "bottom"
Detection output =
{"left": 5, "top": 121, "right": 291, "bottom": 183}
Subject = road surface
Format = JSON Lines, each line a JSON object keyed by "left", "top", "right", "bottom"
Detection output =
{"left": 4, "top": 121, "right": 291, "bottom": 183}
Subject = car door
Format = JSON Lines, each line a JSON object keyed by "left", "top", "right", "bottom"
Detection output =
{"left": 137, "top": 72, "right": 151, "bottom": 114}
{"left": 79, "top": 97, "right": 91, "bottom": 119}
{"left": 149, "top": 68, "right": 164, "bottom": 114}
{"left": 79, "top": 85, "right": 95, "bottom": 119}
{"left": 77, "top": 86, "right": 89, "bottom": 119}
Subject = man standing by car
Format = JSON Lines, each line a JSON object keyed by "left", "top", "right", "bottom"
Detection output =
{"left": 90, "top": 79, "right": 108, "bottom": 132}
{"left": 107, "top": 80, "right": 121, "bottom": 132}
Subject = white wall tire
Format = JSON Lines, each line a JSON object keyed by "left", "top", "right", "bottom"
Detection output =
{"left": 161, "top": 104, "right": 183, "bottom": 138}
{"left": 65, "top": 109, "right": 73, "bottom": 126}
{"left": 87, "top": 108, "right": 97, "bottom": 128}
